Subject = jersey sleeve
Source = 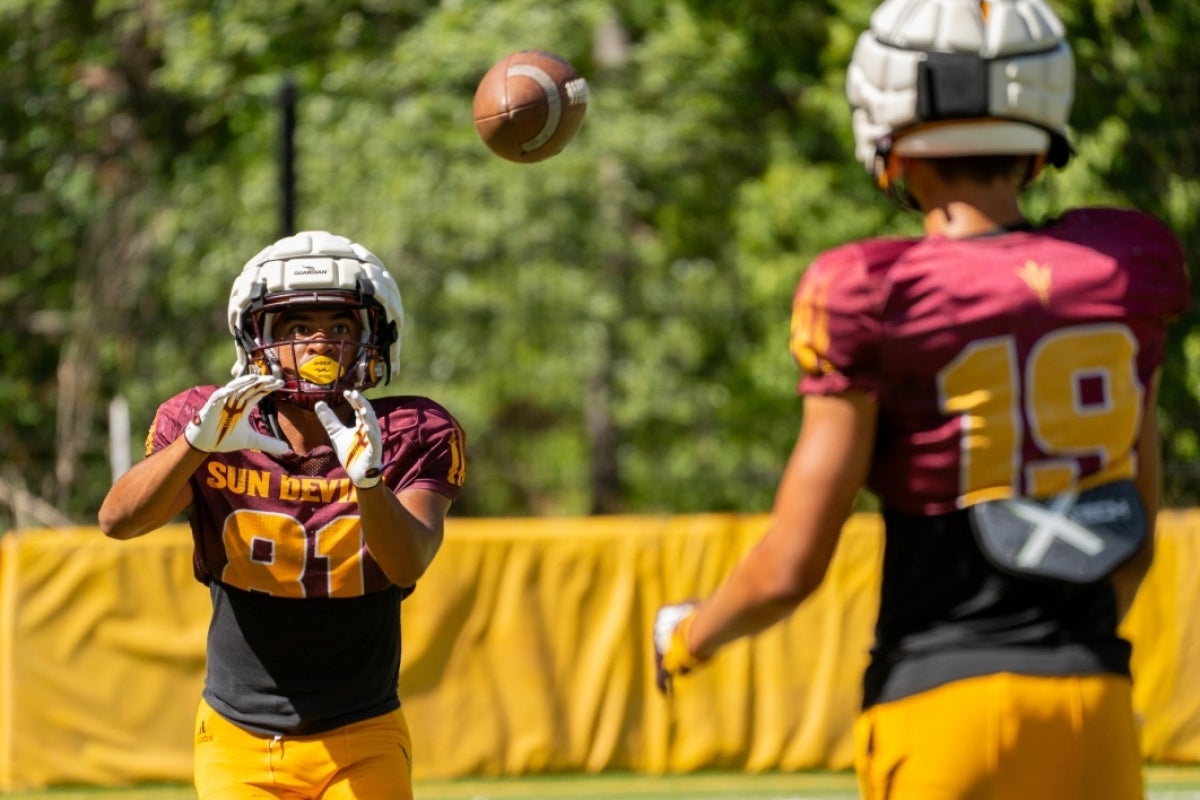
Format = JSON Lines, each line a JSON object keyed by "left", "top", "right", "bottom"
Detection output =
{"left": 1118, "top": 210, "right": 1190, "bottom": 324}
{"left": 1055, "top": 208, "right": 1191, "bottom": 371}
{"left": 790, "top": 240, "right": 897, "bottom": 398}
{"left": 1129, "top": 211, "right": 1191, "bottom": 372}
{"left": 376, "top": 397, "right": 467, "bottom": 501}
{"left": 144, "top": 387, "right": 214, "bottom": 456}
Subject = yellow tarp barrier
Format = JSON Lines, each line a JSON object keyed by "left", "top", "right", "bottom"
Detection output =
{"left": 0, "top": 512, "right": 1196, "bottom": 790}
{"left": 398, "top": 514, "right": 879, "bottom": 778}
{"left": 1123, "top": 510, "right": 1200, "bottom": 762}
{"left": 0, "top": 526, "right": 207, "bottom": 789}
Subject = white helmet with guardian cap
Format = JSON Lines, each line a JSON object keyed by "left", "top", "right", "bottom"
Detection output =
{"left": 228, "top": 230, "right": 404, "bottom": 409}
{"left": 846, "top": 0, "right": 1074, "bottom": 191}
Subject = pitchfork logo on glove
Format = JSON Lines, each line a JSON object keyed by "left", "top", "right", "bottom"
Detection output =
{"left": 212, "top": 395, "right": 249, "bottom": 449}
{"left": 345, "top": 427, "right": 374, "bottom": 470}
{"left": 185, "top": 375, "right": 289, "bottom": 455}
{"left": 316, "top": 390, "right": 384, "bottom": 489}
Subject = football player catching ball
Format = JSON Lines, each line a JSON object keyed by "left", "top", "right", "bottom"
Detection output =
{"left": 100, "top": 231, "right": 466, "bottom": 799}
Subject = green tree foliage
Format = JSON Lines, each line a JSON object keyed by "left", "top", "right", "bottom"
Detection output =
{"left": 1, "top": 0, "right": 1197, "bottom": 528}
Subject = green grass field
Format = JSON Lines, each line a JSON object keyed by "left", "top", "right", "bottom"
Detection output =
{"left": 5, "top": 766, "right": 1200, "bottom": 799}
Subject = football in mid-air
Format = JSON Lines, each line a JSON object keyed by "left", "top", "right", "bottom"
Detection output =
{"left": 472, "top": 50, "right": 589, "bottom": 163}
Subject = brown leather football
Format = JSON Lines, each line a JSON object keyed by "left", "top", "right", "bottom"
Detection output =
{"left": 472, "top": 50, "right": 589, "bottom": 163}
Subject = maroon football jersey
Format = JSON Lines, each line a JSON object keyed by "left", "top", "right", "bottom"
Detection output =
{"left": 791, "top": 208, "right": 1189, "bottom": 516}
{"left": 146, "top": 390, "right": 466, "bottom": 735}
{"left": 149, "top": 390, "right": 465, "bottom": 596}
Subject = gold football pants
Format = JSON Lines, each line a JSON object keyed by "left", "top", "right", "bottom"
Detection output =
{"left": 193, "top": 699, "right": 413, "bottom": 799}
{"left": 855, "top": 672, "right": 1142, "bottom": 800}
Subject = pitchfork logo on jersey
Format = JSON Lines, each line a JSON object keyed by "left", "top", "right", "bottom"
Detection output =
{"left": 1017, "top": 260, "right": 1053, "bottom": 306}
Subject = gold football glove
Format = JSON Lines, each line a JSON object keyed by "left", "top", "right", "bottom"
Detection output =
{"left": 653, "top": 602, "right": 708, "bottom": 694}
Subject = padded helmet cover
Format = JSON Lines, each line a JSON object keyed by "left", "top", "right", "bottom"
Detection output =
{"left": 846, "top": 0, "right": 1074, "bottom": 180}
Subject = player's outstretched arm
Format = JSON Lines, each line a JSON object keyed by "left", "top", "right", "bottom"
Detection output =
{"left": 316, "top": 390, "right": 450, "bottom": 587}
{"left": 358, "top": 486, "right": 450, "bottom": 588}
{"left": 98, "top": 435, "right": 206, "bottom": 540}
{"left": 99, "top": 375, "right": 288, "bottom": 540}
{"left": 655, "top": 390, "right": 878, "bottom": 693}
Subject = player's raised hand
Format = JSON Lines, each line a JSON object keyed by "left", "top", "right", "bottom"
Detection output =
{"left": 315, "top": 390, "right": 384, "bottom": 489}
{"left": 185, "top": 374, "right": 289, "bottom": 454}
{"left": 653, "top": 601, "right": 706, "bottom": 695}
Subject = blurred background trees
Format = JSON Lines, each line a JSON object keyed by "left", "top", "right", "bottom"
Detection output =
{"left": 2, "top": 0, "right": 1197, "bottom": 528}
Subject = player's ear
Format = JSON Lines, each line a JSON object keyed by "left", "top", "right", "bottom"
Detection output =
{"left": 874, "top": 150, "right": 902, "bottom": 191}
{"left": 875, "top": 152, "right": 921, "bottom": 212}
{"left": 1021, "top": 153, "right": 1047, "bottom": 187}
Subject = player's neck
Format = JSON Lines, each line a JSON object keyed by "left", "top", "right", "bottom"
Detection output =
{"left": 906, "top": 166, "right": 1026, "bottom": 239}
{"left": 274, "top": 402, "right": 337, "bottom": 456}
{"left": 921, "top": 194, "right": 1026, "bottom": 239}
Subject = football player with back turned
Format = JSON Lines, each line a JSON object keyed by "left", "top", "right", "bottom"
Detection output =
{"left": 654, "top": 1, "right": 1189, "bottom": 798}
{"left": 99, "top": 231, "right": 466, "bottom": 799}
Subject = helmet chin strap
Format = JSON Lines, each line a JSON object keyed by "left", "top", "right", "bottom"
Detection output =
{"left": 260, "top": 396, "right": 285, "bottom": 441}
